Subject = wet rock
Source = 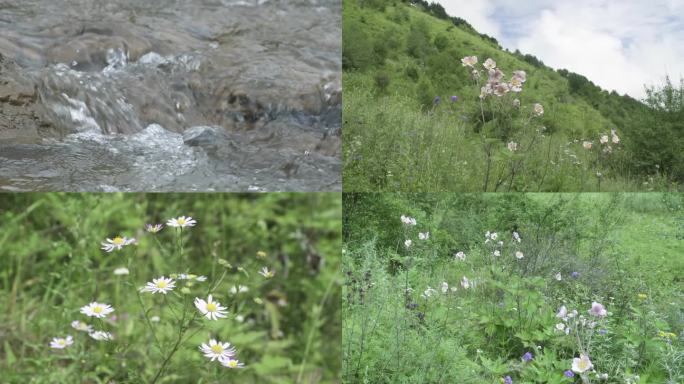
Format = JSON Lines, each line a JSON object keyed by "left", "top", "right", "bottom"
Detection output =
{"left": 183, "top": 125, "right": 234, "bottom": 149}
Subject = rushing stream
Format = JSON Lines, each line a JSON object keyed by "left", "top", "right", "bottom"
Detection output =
{"left": 0, "top": 0, "right": 341, "bottom": 191}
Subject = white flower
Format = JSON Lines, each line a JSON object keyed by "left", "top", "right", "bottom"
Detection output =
{"left": 258, "top": 267, "right": 275, "bottom": 278}
{"left": 583, "top": 141, "right": 593, "bottom": 150}
{"left": 230, "top": 285, "right": 249, "bottom": 295}
{"left": 507, "top": 141, "right": 518, "bottom": 152}
{"left": 513, "top": 98, "right": 520, "bottom": 108}
{"left": 167, "top": 216, "right": 197, "bottom": 228}
{"left": 235, "top": 315, "right": 245, "bottom": 322}
{"left": 571, "top": 354, "right": 593, "bottom": 373}
{"left": 600, "top": 135, "right": 609, "bottom": 144}
{"left": 400, "top": 215, "right": 417, "bottom": 226}
{"left": 555, "top": 272, "right": 562, "bottom": 281}
{"left": 194, "top": 295, "right": 228, "bottom": 320}
{"left": 71, "top": 320, "right": 93, "bottom": 333}
{"left": 113, "top": 267, "right": 129, "bottom": 276}
{"left": 441, "top": 282, "right": 449, "bottom": 293}
{"left": 101, "top": 236, "right": 135, "bottom": 252}
{"left": 461, "top": 55, "right": 478, "bottom": 67}
{"left": 611, "top": 129, "right": 620, "bottom": 144}
{"left": 418, "top": 232, "right": 429, "bottom": 240}
{"left": 493, "top": 250, "right": 501, "bottom": 257}
{"left": 557, "top": 306, "right": 568, "bottom": 320}
{"left": 80, "top": 302, "right": 115, "bottom": 318}
{"left": 220, "top": 357, "right": 245, "bottom": 369}
{"left": 421, "top": 286, "right": 437, "bottom": 299}
{"left": 533, "top": 103, "right": 544, "bottom": 116}
{"left": 461, "top": 276, "right": 470, "bottom": 289}
{"left": 515, "top": 251, "right": 524, "bottom": 259}
{"left": 483, "top": 58, "right": 496, "bottom": 70}
{"left": 89, "top": 331, "right": 113, "bottom": 341}
{"left": 490, "top": 232, "right": 498, "bottom": 240}
{"left": 145, "top": 224, "right": 163, "bottom": 233}
{"left": 196, "top": 275, "right": 207, "bottom": 282}
{"left": 50, "top": 335, "right": 73, "bottom": 349}
{"left": 199, "top": 339, "right": 236, "bottom": 361}
{"left": 555, "top": 323, "right": 565, "bottom": 332}
{"left": 150, "top": 316, "right": 161, "bottom": 322}
{"left": 141, "top": 276, "right": 176, "bottom": 294}
{"left": 512, "top": 231, "right": 521, "bottom": 242}
{"left": 454, "top": 251, "right": 466, "bottom": 261}
{"left": 404, "top": 239, "right": 412, "bottom": 248}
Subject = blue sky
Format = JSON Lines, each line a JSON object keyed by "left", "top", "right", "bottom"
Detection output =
{"left": 436, "top": 0, "right": 684, "bottom": 99}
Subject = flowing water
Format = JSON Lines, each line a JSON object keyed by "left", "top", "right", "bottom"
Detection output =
{"left": 0, "top": 0, "right": 341, "bottom": 191}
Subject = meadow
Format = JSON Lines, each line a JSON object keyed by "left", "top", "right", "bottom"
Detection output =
{"left": 0, "top": 193, "right": 341, "bottom": 383}
{"left": 342, "top": 0, "right": 683, "bottom": 192}
{"left": 343, "top": 193, "right": 684, "bottom": 383}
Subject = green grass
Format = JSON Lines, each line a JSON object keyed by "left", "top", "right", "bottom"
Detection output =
{"left": 342, "top": 0, "right": 681, "bottom": 192}
{"left": 343, "top": 193, "right": 684, "bottom": 383}
{"left": 0, "top": 193, "right": 341, "bottom": 383}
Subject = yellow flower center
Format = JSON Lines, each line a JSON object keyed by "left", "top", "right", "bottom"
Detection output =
{"left": 157, "top": 281, "right": 168, "bottom": 289}
{"left": 58, "top": 339, "right": 66, "bottom": 345}
{"left": 177, "top": 218, "right": 186, "bottom": 225}
{"left": 227, "top": 360, "right": 237, "bottom": 368}
{"left": 211, "top": 344, "right": 223, "bottom": 354}
{"left": 578, "top": 359, "right": 589, "bottom": 370}
{"left": 112, "top": 237, "right": 125, "bottom": 245}
{"left": 93, "top": 305, "right": 103, "bottom": 314}
{"left": 206, "top": 302, "right": 217, "bottom": 312}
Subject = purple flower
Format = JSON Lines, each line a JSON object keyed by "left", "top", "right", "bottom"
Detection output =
{"left": 571, "top": 271, "right": 580, "bottom": 278}
{"left": 589, "top": 302, "right": 607, "bottom": 318}
{"left": 503, "top": 376, "right": 513, "bottom": 384}
{"left": 433, "top": 96, "right": 441, "bottom": 105}
{"left": 451, "top": 95, "right": 458, "bottom": 103}
{"left": 522, "top": 352, "right": 533, "bottom": 362}
{"left": 564, "top": 370, "right": 575, "bottom": 378}
{"left": 599, "top": 329, "right": 607, "bottom": 335}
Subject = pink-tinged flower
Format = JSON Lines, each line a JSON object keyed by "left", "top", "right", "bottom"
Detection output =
{"left": 488, "top": 68, "right": 504, "bottom": 82}
{"left": 512, "top": 70, "right": 527, "bottom": 83}
{"left": 583, "top": 141, "right": 593, "bottom": 150}
{"left": 483, "top": 58, "right": 496, "bottom": 70}
{"left": 493, "top": 82, "right": 510, "bottom": 96}
{"left": 571, "top": 354, "right": 593, "bottom": 373}
{"left": 512, "top": 98, "right": 520, "bottom": 108}
{"left": 507, "top": 141, "right": 518, "bottom": 152}
{"left": 588, "top": 302, "right": 607, "bottom": 317}
{"left": 145, "top": 224, "right": 163, "bottom": 233}
{"left": 461, "top": 56, "right": 478, "bottom": 67}
{"left": 454, "top": 251, "right": 466, "bottom": 261}
{"left": 533, "top": 103, "right": 544, "bottom": 116}
{"left": 509, "top": 78, "right": 523, "bottom": 92}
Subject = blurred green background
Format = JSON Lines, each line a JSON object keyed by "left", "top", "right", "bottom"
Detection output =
{"left": 0, "top": 193, "right": 341, "bottom": 383}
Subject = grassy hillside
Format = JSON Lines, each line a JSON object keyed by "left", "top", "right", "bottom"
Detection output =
{"left": 343, "top": 193, "right": 684, "bottom": 382}
{"left": 342, "top": 0, "right": 683, "bottom": 192}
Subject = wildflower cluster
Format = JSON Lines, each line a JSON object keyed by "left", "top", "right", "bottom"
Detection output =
{"left": 555, "top": 302, "right": 610, "bottom": 379}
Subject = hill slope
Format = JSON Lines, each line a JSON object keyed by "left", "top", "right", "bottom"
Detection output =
{"left": 342, "top": 0, "right": 683, "bottom": 192}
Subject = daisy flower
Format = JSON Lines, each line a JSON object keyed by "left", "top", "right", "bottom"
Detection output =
{"left": 220, "top": 357, "right": 245, "bottom": 369}
{"left": 50, "top": 335, "right": 73, "bottom": 349}
{"left": 259, "top": 267, "right": 275, "bottom": 279}
{"left": 89, "top": 331, "right": 113, "bottom": 341}
{"left": 141, "top": 276, "right": 176, "bottom": 294}
{"left": 199, "top": 339, "right": 236, "bottom": 361}
{"left": 167, "top": 216, "right": 197, "bottom": 228}
{"left": 194, "top": 295, "right": 228, "bottom": 320}
{"left": 101, "top": 236, "right": 136, "bottom": 252}
{"left": 80, "top": 302, "right": 115, "bottom": 318}
{"left": 145, "top": 223, "right": 163, "bottom": 233}
{"left": 71, "top": 320, "right": 93, "bottom": 333}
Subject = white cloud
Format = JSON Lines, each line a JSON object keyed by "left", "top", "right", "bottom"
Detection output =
{"left": 436, "top": 0, "right": 684, "bottom": 99}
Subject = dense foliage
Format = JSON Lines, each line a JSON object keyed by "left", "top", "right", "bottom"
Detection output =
{"left": 343, "top": 0, "right": 683, "bottom": 191}
{"left": 343, "top": 193, "right": 684, "bottom": 383}
{"left": 0, "top": 193, "right": 341, "bottom": 383}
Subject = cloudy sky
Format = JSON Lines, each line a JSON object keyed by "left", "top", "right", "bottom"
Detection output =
{"left": 436, "top": 0, "right": 684, "bottom": 99}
